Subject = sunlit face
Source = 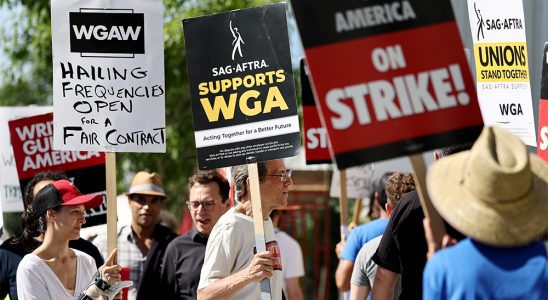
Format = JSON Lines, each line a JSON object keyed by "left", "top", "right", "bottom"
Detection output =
{"left": 188, "top": 182, "right": 229, "bottom": 237}
{"left": 128, "top": 194, "right": 163, "bottom": 229}
{"left": 259, "top": 159, "right": 293, "bottom": 213}
{"left": 50, "top": 204, "right": 86, "bottom": 240}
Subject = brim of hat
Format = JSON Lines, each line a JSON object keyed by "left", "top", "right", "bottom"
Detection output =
{"left": 125, "top": 191, "right": 169, "bottom": 199}
{"left": 63, "top": 194, "right": 103, "bottom": 210}
{"left": 427, "top": 151, "right": 548, "bottom": 247}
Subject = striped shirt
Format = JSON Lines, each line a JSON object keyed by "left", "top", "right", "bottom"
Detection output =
{"left": 94, "top": 225, "right": 146, "bottom": 300}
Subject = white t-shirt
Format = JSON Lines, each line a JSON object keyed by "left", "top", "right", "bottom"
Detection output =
{"left": 275, "top": 229, "right": 305, "bottom": 296}
{"left": 275, "top": 229, "right": 305, "bottom": 279}
{"left": 198, "top": 207, "right": 283, "bottom": 300}
{"left": 16, "top": 249, "right": 97, "bottom": 300}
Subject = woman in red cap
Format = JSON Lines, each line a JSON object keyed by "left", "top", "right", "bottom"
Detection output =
{"left": 16, "top": 180, "right": 125, "bottom": 300}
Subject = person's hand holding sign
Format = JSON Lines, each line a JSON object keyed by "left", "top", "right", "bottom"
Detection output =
{"left": 245, "top": 251, "right": 275, "bottom": 282}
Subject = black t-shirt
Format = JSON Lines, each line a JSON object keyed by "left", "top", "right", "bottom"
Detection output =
{"left": 159, "top": 229, "right": 207, "bottom": 300}
{"left": 372, "top": 190, "right": 426, "bottom": 300}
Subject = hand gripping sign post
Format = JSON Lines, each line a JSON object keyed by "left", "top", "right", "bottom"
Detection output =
{"left": 8, "top": 113, "right": 107, "bottom": 227}
{"left": 292, "top": 0, "right": 485, "bottom": 244}
{"left": 537, "top": 42, "right": 548, "bottom": 162}
{"left": 51, "top": 0, "right": 166, "bottom": 258}
{"left": 467, "top": 0, "right": 537, "bottom": 146}
{"left": 183, "top": 3, "right": 299, "bottom": 299}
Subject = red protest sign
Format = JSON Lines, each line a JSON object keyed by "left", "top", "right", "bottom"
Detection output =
{"left": 538, "top": 42, "right": 548, "bottom": 162}
{"left": 9, "top": 112, "right": 107, "bottom": 227}
{"left": 9, "top": 113, "right": 104, "bottom": 179}
{"left": 292, "top": 0, "right": 484, "bottom": 168}
{"left": 301, "top": 60, "right": 331, "bottom": 165}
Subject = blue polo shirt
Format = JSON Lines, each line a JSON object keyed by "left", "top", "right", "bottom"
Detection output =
{"left": 341, "top": 218, "right": 388, "bottom": 262}
{"left": 423, "top": 238, "right": 547, "bottom": 300}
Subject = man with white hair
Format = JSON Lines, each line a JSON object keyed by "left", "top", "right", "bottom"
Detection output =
{"left": 197, "top": 159, "right": 293, "bottom": 300}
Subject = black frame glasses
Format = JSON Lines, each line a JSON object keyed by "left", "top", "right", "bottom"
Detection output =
{"left": 186, "top": 200, "right": 217, "bottom": 211}
{"left": 265, "top": 170, "right": 293, "bottom": 182}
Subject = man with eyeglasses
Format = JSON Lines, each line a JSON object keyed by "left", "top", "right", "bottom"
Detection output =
{"left": 93, "top": 171, "right": 177, "bottom": 300}
{"left": 159, "top": 170, "right": 230, "bottom": 299}
{"left": 198, "top": 159, "right": 293, "bottom": 300}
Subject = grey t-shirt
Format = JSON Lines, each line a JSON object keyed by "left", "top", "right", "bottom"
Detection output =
{"left": 351, "top": 235, "right": 382, "bottom": 287}
{"left": 351, "top": 235, "right": 400, "bottom": 300}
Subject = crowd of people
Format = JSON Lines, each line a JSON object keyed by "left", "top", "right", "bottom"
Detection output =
{"left": 0, "top": 125, "right": 547, "bottom": 300}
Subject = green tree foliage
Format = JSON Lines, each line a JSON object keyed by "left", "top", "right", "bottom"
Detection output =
{"left": 0, "top": 0, "right": 275, "bottom": 221}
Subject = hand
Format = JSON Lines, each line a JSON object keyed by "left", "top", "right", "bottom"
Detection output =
{"left": 113, "top": 291, "right": 123, "bottom": 300}
{"left": 335, "top": 240, "right": 345, "bottom": 259}
{"left": 423, "top": 218, "right": 457, "bottom": 260}
{"left": 245, "top": 251, "right": 274, "bottom": 282}
{"left": 100, "top": 249, "right": 122, "bottom": 285}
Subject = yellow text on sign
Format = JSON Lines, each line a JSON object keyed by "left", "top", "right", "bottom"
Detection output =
{"left": 474, "top": 42, "right": 529, "bottom": 82}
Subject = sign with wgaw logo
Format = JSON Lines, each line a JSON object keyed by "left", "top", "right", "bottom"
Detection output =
{"left": 183, "top": 3, "right": 300, "bottom": 169}
{"left": 51, "top": 0, "right": 166, "bottom": 153}
{"left": 467, "top": 0, "right": 537, "bottom": 146}
{"left": 69, "top": 9, "right": 145, "bottom": 57}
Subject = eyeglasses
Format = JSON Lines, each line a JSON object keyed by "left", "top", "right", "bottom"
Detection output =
{"left": 266, "top": 170, "right": 293, "bottom": 182}
{"left": 186, "top": 200, "right": 216, "bottom": 211}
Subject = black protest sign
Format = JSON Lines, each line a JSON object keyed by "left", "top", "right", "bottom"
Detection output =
{"left": 183, "top": 3, "right": 299, "bottom": 169}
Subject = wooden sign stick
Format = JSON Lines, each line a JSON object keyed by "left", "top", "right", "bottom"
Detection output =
{"left": 247, "top": 157, "right": 272, "bottom": 300}
{"left": 349, "top": 197, "right": 362, "bottom": 230}
{"left": 339, "top": 169, "right": 349, "bottom": 240}
{"left": 409, "top": 153, "right": 446, "bottom": 246}
{"left": 106, "top": 152, "right": 117, "bottom": 260}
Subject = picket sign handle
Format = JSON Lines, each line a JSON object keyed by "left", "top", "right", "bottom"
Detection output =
{"left": 409, "top": 154, "right": 446, "bottom": 247}
{"left": 349, "top": 197, "right": 362, "bottom": 230}
{"left": 338, "top": 169, "right": 349, "bottom": 240}
{"left": 106, "top": 152, "right": 117, "bottom": 262}
{"left": 246, "top": 157, "right": 272, "bottom": 300}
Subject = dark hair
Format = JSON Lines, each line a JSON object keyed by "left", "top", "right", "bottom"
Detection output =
{"left": 232, "top": 161, "right": 268, "bottom": 200}
{"left": 385, "top": 172, "right": 416, "bottom": 208}
{"left": 188, "top": 170, "right": 230, "bottom": 203}
{"left": 375, "top": 172, "right": 394, "bottom": 212}
{"left": 23, "top": 171, "right": 68, "bottom": 208}
{"left": 16, "top": 204, "right": 62, "bottom": 252}
{"left": 14, "top": 171, "right": 67, "bottom": 252}
{"left": 436, "top": 143, "right": 473, "bottom": 159}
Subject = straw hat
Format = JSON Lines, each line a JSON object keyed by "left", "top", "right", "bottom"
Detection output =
{"left": 427, "top": 126, "right": 547, "bottom": 247}
{"left": 126, "top": 171, "right": 168, "bottom": 198}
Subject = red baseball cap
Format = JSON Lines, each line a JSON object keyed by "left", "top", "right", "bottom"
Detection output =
{"left": 31, "top": 179, "right": 103, "bottom": 218}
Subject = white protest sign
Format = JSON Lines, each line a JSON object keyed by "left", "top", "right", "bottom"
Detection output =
{"left": 467, "top": 0, "right": 537, "bottom": 146}
{"left": 330, "top": 164, "right": 374, "bottom": 199}
{"left": 0, "top": 106, "right": 52, "bottom": 212}
{"left": 51, "top": 0, "right": 166, "bottom": 152}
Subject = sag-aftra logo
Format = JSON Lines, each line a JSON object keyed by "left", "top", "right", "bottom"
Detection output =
{"left": 69, "top": 9, "right": 145, "bottom": 57}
